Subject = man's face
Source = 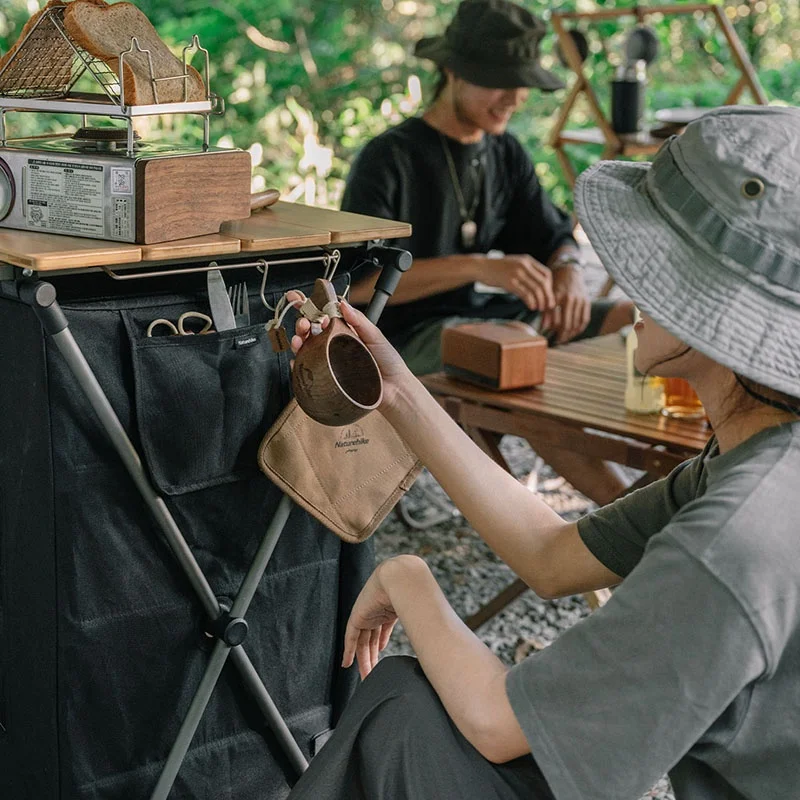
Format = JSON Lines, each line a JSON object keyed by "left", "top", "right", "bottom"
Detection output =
{"left": 451, "top": 76, "right": 530, "bottom": 135}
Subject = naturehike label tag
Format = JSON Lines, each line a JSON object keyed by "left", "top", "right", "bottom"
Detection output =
{"left": 235, "top": 334, "right": 259, "bottom": 349}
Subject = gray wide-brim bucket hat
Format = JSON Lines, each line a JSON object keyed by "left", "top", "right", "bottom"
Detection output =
{"left": 575, "top": 105, "right": 800, "bottom": 398}
{"left": 414, "top": 0, "right": 564, "bottom": 91}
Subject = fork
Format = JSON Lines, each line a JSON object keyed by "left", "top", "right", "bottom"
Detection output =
{"left": 227, "top": 281, "right": 251, "bottom": 328}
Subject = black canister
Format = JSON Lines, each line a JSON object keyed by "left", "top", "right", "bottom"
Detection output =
{"left": 611, "top": 60, "right": 647, "bottom": 134}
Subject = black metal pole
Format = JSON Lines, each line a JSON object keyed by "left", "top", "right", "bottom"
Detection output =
{"left": 363, "top": 245, "right": 413, "bottom": 324}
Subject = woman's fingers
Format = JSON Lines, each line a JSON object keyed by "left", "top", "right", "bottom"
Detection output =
{"left": 290, "top": 314, "right": 330, "bottom": 355}
{"left": 290, "top": 318, "right": 311, "bottom": 355}
{"left": 340, "top": 300, "right": 385, "bottom": 346}
{"left": 379, "top": 620, "right": 396, "bottom": 651}
{"left": 343, "top": 620, "right": 396, "bottom": 672}
{"left": 345, "top": 624, "right": 378, "bottom": 679}
{"left": 356, "top": 629, "right": 381, "bottom": 680}
{"left": 342, "top": 622, "right": 359, "bottom": 669}
{"left": 369, "top": 628, "right": 380, "bottom": 672}
{"left": 357, "top": 629, "right": 373, "bottom": 680}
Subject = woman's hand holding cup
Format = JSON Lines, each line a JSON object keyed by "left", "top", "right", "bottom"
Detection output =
{"left": 288, "top": 292, "right": 412, "bottom": 415}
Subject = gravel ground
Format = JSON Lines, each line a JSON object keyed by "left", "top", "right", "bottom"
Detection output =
{"left": 371, "top": 236, "right": 675, "bottom": 799}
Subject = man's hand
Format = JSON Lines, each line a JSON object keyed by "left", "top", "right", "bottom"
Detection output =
{"left": 540, "top": 265, "right": 591, "bottom": 344}
{"left": 473, "top": 253, "right": 556, "bottom": 313}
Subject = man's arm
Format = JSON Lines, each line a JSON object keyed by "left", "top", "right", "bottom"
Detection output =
{"left": 348, "top": 254, "right": 478, "bottom": 305}
{"left": 542, "top": 245, "right": 591, "bottom": 342}
{"left": 350, "top": 251, "right": 557, "bottom": 311}
{"left": 488, "top": 139, "right": 593, "bottom": 340}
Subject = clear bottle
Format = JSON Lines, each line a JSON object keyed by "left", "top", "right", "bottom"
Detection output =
{"left": 624, "top": 318, "right": 664, "bottom": 414}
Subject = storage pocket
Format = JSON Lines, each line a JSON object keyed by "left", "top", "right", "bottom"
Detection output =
{"left": 123, "top": 311, "right": 288, "bottom": 495}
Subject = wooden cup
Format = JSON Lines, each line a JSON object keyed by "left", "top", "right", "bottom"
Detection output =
{"left": 291, "top": 280, "right": 383, "bottom": 426}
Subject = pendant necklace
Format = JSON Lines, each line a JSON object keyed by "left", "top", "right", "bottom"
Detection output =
{"left": 439, "top": 133, "right": 484, "bottom": 249}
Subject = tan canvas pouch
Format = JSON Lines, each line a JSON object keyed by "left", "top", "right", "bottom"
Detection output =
{"left": 258, "top": 399, "right": 422, "bottom": 543}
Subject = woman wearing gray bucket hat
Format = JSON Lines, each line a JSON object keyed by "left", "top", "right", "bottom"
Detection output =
{"left": 290, "top": 105, "right": 800, "bottom": 800}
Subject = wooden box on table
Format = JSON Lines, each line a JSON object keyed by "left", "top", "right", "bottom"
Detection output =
{"left": 442, "top": 322, "right": 547, "bottom": 391}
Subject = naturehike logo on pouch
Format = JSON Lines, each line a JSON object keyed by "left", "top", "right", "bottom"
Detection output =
{"left": 335, "top": 424, "right": 369, "bottom": 453}
{"left": 234, "top": 334, "right": 258, "bottom": 349}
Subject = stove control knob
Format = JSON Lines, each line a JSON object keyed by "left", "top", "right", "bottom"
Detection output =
{"left": 0, "top": 158, "right": 15, "bottom": 221}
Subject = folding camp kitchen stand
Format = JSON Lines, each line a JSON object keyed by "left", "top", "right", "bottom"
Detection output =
{"left": 6, "top": 243, "right": 411, "bottom": 799}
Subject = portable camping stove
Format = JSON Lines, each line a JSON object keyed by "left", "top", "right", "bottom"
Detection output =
{"left": 0, "top": 4, "right": 251, "bottom": 243}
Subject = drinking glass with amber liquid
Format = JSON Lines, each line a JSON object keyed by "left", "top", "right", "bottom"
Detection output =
{"left": 661, "top": 378, "right": 705, "bottom": 419}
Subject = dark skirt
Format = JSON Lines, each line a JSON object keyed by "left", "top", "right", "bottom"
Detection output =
{"left": 288, "top": 655, "right": 555, "bottom": 800}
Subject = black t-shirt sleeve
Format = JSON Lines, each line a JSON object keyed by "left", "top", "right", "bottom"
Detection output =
{"left": 341, "top": 137, "right": 414, "bottom": 289}
{"left": 493, "top": 138, "right": 576, "bottom": 264}
{"left": 341, "top": 138, "right": 402, "bottom": 222}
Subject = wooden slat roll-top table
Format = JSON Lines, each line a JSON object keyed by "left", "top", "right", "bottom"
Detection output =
{"left": 423, "top": 335, "right": 709, "bottom": 476}
{"left": 0, "top": 201, "right": 412, "bottom": 272}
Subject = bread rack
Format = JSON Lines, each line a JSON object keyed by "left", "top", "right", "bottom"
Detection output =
{"left": 0, "top": 4, "right": 221, "bottom": 155}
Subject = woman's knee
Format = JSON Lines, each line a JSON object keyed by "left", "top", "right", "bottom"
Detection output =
{"left": 353, "top": 656, "right": 434, "bottom": 710}
{"left": 361, "top": 657, "right": 453, "bottom": 744}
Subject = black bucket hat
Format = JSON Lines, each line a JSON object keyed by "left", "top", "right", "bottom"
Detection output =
{"left": 414, "top": 0, "right": 564, "bottom": 91}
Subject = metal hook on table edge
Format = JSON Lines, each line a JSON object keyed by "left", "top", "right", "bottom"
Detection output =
{"left": 257, "top": 259, "right": 273, "bottom": 310}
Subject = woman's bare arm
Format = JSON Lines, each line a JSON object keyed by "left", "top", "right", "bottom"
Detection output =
{"left": 383, "top": 374, "right": 620, "bottom": 599}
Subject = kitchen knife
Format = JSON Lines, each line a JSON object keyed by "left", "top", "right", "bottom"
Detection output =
{"left": 207, "top": 269, "right": 237, "bottom": 332}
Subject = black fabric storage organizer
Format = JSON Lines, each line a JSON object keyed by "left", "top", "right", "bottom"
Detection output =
{"left": 0, "top": 255, "right": 376, "bottom": 799}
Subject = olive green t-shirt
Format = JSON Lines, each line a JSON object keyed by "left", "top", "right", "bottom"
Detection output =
{"left": 506, "top": 421, "right": 800, "bottom": 799}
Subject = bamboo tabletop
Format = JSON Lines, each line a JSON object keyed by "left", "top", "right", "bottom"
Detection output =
{"left": 422, "top": 334, "right": 711, "bottom": 455}
{"left": 0, "top": 202, "right": 411, "bottom": 272}
{"left": 219, "top": 211, "right": 332, "bottom": 252}
{"left": 267, "top": 201, "right": 411, "bottom": 244}
{"left": 0, "top": 229, "right": 143, "bottom": 271}
{"left": 139, "top": 232, "right": 242, "bottom": 262}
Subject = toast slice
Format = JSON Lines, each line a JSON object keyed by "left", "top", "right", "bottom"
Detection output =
{"left": 0, "top": 0, "right": 72, "bottom": 94}
{"left": 63, "top": 0, "right": 205, "bottom": 105}
{"left": 0, "top": 0, "right": 112, "bottom": 96}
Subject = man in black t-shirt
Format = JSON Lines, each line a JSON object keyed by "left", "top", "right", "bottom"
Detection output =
{"left": 343, "top": 0, "right": 632, "bottom": 503}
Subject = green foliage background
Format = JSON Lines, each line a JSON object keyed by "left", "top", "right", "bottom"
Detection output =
{"left": 1, "top": 0, "right": 798, "bottom": 209}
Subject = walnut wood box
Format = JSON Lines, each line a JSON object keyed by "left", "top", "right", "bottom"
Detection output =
{"left": 136, "top": 150, "right": 252, "bottom": 243}
{"left": 441, "top": 322, "right": 547, "bottom": 390}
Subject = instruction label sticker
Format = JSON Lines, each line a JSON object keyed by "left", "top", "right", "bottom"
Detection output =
{"left": 112, "top": 196, "right": 132, "bottom": 239}
{"left": 25, "top": 159, "right": 105, "bottom": 237}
